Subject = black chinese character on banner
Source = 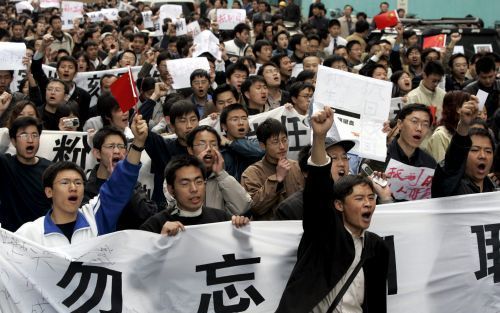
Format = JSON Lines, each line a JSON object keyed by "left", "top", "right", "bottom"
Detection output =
{"left": 87, "top": 74, "right": 101, "bottom": 98}
{"left": 57, "top": 262, "right": 122, "bottom": 313}
{"left": 281, "top": 115, "right": 307, "bottom": 152}
{"left": 383, "top": 235, "right": 398, "bottom": 295}
{"left": 471, "top": 223, "right": 500, "bottom": 283}
{"left": 196, "top": 254, "right": 265, "bottom": 313}
{"left": 52, "top": 134, "right": 91, "bottom": 168}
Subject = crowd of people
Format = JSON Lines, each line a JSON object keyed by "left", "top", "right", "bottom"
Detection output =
{"left": 0, "top": 0, "right": 499, "bottom": 311}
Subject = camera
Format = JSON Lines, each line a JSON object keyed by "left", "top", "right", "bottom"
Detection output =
{"left": 63, "top": 117, "right": 80, "bottom": 128}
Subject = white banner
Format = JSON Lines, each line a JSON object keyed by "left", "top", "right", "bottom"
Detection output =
{"left": 40, "top": 0, "right": 60, "bottom": 8}
{"left": 216, "top": 9, "right": 246, "bottom": 30}
{"left": 36, "top": 130, "right": 156, "bottom": 202}
{"left": 199, "top": 106, "right": 310, "bottom": 160}
{"left": 2, "top": 192, "right": 500, "bottom": 312}
{"left": 10, "top": 65, "right": 160, "bottom": 107}
{"left": 314, "top": 66, "right": 392, "bottom": 162}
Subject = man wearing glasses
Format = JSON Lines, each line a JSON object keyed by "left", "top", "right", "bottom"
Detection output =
{"left": 15, "top": 114, "right": 147, "bottom": 246}
{"left": 83, "top": 126, "right": 158, "bottom": 230}
{"left": 241, "top": 118, "right": 304, "bottom": 220}
{"left": 0, "top": 117, "right": 52, "bottom": 231}
{"left": 189, "top": 69, "right": 212, "bottom": 118}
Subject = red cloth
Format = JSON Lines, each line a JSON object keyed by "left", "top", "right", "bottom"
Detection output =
{"left": 423, "top": 34, "right": 447, "bottom": 49}
{"left": 373, "top": 10, "right": 399, "bottom": 30}
{"left": 110, "top": 69, "right": 138, "bottom": 113}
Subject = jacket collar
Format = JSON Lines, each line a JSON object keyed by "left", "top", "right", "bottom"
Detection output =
{"left": 43, "top": 209, "right": 90, "bottom": 235}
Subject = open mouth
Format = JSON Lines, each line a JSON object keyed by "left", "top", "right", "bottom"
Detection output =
{"left": 26, "top": 145, "right": 34, "bottom": 153}
{"left": 68, "top": 195, "right": 78, "bottom": 203}
{"left": 478, "top": 163, "right": 486, "bottom": 172}
{"left": 338, "top": 169, "right": 346, "bottom": 177}
{"left": 203, "top": 154, "right": 213, "bottom": 161}
{"left": 362, "top": 212, "right": 372, "bottom": 222}
{"left": 112, "top": 157, "right": 121, "bottom": 165}
{"left": 237, "top": 127, "right": 246, "bottom": 133}
{"left": 413, "top": 135, "right": 422, "bottom": 141}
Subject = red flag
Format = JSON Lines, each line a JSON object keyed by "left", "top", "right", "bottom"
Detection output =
{"left": 423, "top": 34, "right": 447, "bottom": 49}
{"left": 110, "top": 67, "right": 138, "bottom": 113}
{"left": 373, "top": 10, "right": 399, "bottom": 30}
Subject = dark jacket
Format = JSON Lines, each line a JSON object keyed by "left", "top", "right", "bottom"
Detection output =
{"left": 432, "top": 133, "right": 496, "bottom": 198}
{"left": 84, "top": 165, "right": 158, "bottom": 230}
{"left": 273, "top": 190, "right": 304, "bottom": 220}
{"left": 221, "top": 137, "right": 265, "bottom": 182}
{"left": 276, "top": 162, "right": 389, "bottom": 313}
{"left": 463, "top": 79, "right": 500, "bottom": 124}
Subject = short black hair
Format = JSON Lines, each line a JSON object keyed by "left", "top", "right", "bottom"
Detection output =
{"left": 421, "top": 48, "right": 440, "bottom": 62}
{"left": 162, "top": 93, "right": 185, "bottom": 117}
{"left": 254, "top": 39, "right": 272, "bottom": 54}
{"left": 213, "top": 84, "right": 239, "bottom": 103}
{"left": 346, "top": 40, "right": 361, "bottom": 52}
{"left": 43, "top": 161, "right": 86, "bottom": 189}
{"left": 190, "top": 69, "right": 210, "bottom": 84}
{"left": 405, "top": 45, "right": 421, "bottom": 58}
{"left": 241, "top": 75, "right": 267, "bottom": 97}
{"left": 256, "top": 61, "right": 278, "bottom": 76}
{"left": 355, "top": 20, "right": 370, "bottom": 33}
{"left": 423, "top": 60, "right": 445, "bottom": 77}
{"left": 48, "top": 78, "right": 70, "bottom": 94}
{"left": 328, "top": 19, "right": 341, "bottom": 28}
{"left": 83, "top": 40, "right": 98, "bottom": 50}
{"left": 334, "top": 175, "right": 374, "bottom": 202}
{"left": 256, "top": 118, "right": 287, "bottom": 144}
{"left": 397, "top": 103, "right": 433, "bottom": 125}
{"left": 295, "top": 70, "right": 316, "bottom": 82}
{"left": 366, "top": 64, "right": 387, "bottom": 78}
{"left": 132, "top": 32, "right": 148, "bottom": 42}
{"left": 403, "top": 30, "right": 417, "bottom": 40}
{"left": 97, "top": 93, "right": 120, "bottom": 126}
{"left": 55, "top": 101, "right": 79, "bottom": 120}
{"left": 49, "top": 15, "right": 62, "bottom": 26}
{"left": 186, "top": 125, "right": 221, "bottom": 148}
{"left": 92, "top": 126, "right": 127, "bottom": 151}
{"left": 234, "top": 22, "right": 251, "bottom": 35}
{"left": 469, "top": 127, "right": 495, "bottom": 150}
{"left": 169, "top": 99, "right": 200, "bottom": 124}
{"left": 56, "top": 55, "right": 77, "bottom": 72}
{"left": 475, "top": 56, "right": 496, "bottom": 75}
{"left": 164, "top": 155, "right": 206, "bottom": 186}
{"left": 290, "top": 34, "right": 305, "bottom": 52}
{"left": 271, "top": 54, "right": 290, "bottom": 69}
{"left": 117, "top": 49, "right": 136, "bottom": 63}
{"left": 220, "top": 103, "right": 248, "bottom": 126}
{"left": 9, "top": 116, "right": 42, "bottom": 139}
{"left": 323, "top": 55, "right": 348, "bottom": 68}
{"left": 448, "top": 53, "right": 468, "bottom": 68}
{"left": 156, "top": 51, "right": 171, "bottom": 67}
{"left": 289, "top": 81, "right": 315, "bottom": 99}
{"left": 226, "top": 61, "right": 249, "bottom": 79}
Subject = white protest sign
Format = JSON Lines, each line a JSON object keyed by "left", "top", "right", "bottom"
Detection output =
{"left": 10, "top": 65, "right": 160, "bottom": 108}
{"left": 142, "top": 11, "right": 154, "bottom": 28}
{"left": 389, "top": 97, "right": 404, "bottom": 120}
{"left": 40, "top": 0, "right": 60, "bottom": 8}
{"left": 159, "top": 4, "right": 183, "bottom": 21}
{"left": 101, "top": 8, "right": 119, "bottom": 21}
{"left": 175, "top": 18, "right": 187, "bottom": 36}
{"left": 385, "top": 158, "right": 435, "bottom": 200}
{"left": 216, "top": 9, "right": 246, "bottom": 30}
{"left": 117, "top": 1, "right": 135, "bottom": 12}
{"left": 167, "top": 57, "right": 210, "bottom": 89}
{"left": 61, "top": 1, "right": 84, "bottom": 30}
{"left": 476, "top": 89, "right": 488, "bottom": 112}
{"left": 187, "top": 21, "right": 201, "bottom": 37}
{"left": 0, "top": 43, "right": 26, "bottom": 70}
{"left": 86, "top": 11, "right": 106, "bottom": 23}
{"left": 4, "top": 192, "right": 500, "bottom": 311}
{"left": 193, "top": 30, "right": 222, "bottom": 60}
{"left": 453, "top": 45, "right": 465, "bottom": 55}
{"left": 314, "top": 65, "right": 392, "bottom": 162}
{"left": 15, "top": 1, "right": 34, "bottom": 13}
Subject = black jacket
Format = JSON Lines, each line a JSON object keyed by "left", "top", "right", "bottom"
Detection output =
{"left": 432, "top": 133, "right": 496, "bottom": 198}
{"left": 84, "top": 165, "right": 158, "bottom": 230}
{"left": 276, "top": 163, "right": 389, "bottom": 313}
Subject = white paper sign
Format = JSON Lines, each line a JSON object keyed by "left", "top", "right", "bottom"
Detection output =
{"left": 314, "top": 66, "right": 392, "bottom": 162}
{"left": 142, "top": 11, "right": 154, "bottom": 28}
{"left": 101, "top": 8, "right": 119, "bottom": 21}
{"left": 476, "top": 89, "right": 488, "bottom": 112}
{"left": 389, "top": 97, "right": 404, "bottom": 120}
{"left": 175, "top": 18, "right": 187, "bottom": 36}
{"left": 216, "top": 9, "right": 247, "bottom": 30}
{"left": 453, "top": 45, "right": 465, "bottom": 55}
{"left": 385, "top": 158, "right": 435, "bottom": 200}
{"left": 0, "top": 43, "right": 26, "bottom": 70}
{"left": 117, "top": 1, "right": 135, "bottom": 12}
{"left": 61, "top": 1, "right": 83, "bottom": 30}
{"left": 15, "top": 1, "right": 34, "bottom": 13}
{"left": 167, "top": 57, "right": 210, "bottom": 89}
{"left": 187, "top": 21, "right": 201, "bottom": 37}
{"left": 193, "top": 30, "right": 222, "bottom": 60}
{"left": 40, "top": 0, "right": 60, "bottom": 8}
{"left": 86, "top": 11, "right": 105, "bottom": 23}
{"left": 159, "top": 4, "right": 183, "bottom": 22}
